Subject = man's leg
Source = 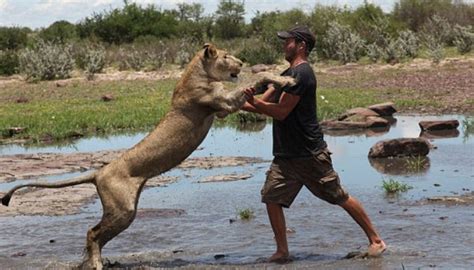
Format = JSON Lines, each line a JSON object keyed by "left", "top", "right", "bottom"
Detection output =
{"left": 266, "top": 203, "right": 290, "bottom": 262}
{"left": 338, "top": 195, "right": 386, "bottom": 256}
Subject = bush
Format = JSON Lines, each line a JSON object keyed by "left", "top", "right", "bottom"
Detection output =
{"left": 236, "top": 43, "right": 279, "bottom": 66}
{"left": 39, "top": 20, "right": 77, "bottom": 43}
{"left": 323, "top": 22, "right": 365, "bottom": 64}
{"left": 0, "top": 50, "right": 20, "bottom": 75}
{"left": 424, "top": 34, "right": 444, "bottom": 64}
{"left": 366, "top": 43, "right": 382, "bottom": 63}
{"left": 19, "top": 39, "right": 74, "bottom": 81}
{"left": 0, "top": 27, "right": 29, "bottom": 50}
{"left": 453, "top": 25, "right": 473, "bottom": 54}
{"left": 382, "top": 38, "right": 405, "bottom": 64}
{"left": 83, "top": 45, "right": 106, "bottom": 80}
{"left": 398, "top": 30, "right": 419, "bottom": 58}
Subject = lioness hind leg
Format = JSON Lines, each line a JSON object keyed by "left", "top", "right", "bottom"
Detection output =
{"left": 81, "top": 180, "right": 141, "bottom": 270}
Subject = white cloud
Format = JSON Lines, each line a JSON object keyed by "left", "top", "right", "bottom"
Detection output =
{"left": 0, "top": 0, "right": 8, "bottom": 9}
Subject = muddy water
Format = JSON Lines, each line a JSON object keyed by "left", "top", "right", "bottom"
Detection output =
{"left": 1, "top": 115, "right": 473, "bottom": 269}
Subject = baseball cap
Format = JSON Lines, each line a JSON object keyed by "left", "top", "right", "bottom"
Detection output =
{"left": 277, "top": 25, "right": 316, "bottom": 52}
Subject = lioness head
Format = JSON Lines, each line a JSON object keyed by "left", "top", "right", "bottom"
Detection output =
{"left": 172, "top": 44, "right": 246, "bottom": 113}
{"left": 201, "top": 43, "right": 243, "bottom": 83}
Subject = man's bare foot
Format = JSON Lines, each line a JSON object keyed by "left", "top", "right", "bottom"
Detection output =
{"left": 367, "top": 240, "right": 387, "bottom": 257}
{"left": 268, "top": 251, "right": 291, "bottom": 264}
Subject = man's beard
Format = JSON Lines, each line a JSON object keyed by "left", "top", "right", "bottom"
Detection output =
{"left": 285, "top": 47, "right": 297, "bottom": 62}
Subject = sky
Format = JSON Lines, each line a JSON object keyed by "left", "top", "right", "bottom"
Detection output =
{"left": 0, "top": 0, "right": 397, "bottom": 29}
{"left": 0, "top": 0, "right": 472, "bottom": 29}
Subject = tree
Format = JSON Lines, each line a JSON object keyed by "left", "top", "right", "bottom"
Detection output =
{"left": 0, "top": 27, "right": 30, "bottom": 50}
{"left": 39, "top": 20, "right": 77, "bottom": 43}
{"left": 214, "top": 0, "right": 245, "bottom": 39}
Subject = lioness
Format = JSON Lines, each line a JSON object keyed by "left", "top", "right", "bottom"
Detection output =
{"left": 1, "top": 43, "right": 294, "bottom": 269}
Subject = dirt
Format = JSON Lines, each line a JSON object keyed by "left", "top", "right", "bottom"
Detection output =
{"left": 316, "top": 57, "right": 474, "bottom": 114}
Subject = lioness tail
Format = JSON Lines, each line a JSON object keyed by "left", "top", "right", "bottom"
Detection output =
{"left": 1, "top": 172, "right": 96, "bottom": 207}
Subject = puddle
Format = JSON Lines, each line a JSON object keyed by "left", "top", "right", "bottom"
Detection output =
{"left": 0, "top": 114, "right": 473, "bottom": 269}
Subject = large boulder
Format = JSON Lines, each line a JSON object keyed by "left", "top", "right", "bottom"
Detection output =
{"left": 368, "top": 102, "right": 397, "bottom": 116}
{"left": 419, "top": 120, "right": 459, "bottom": 131}
{"left": 337, "top": 107, "right": 379, "bottom": 121}
{"left": 368, "top": 138, "right": 432, "bottom": 158}
{"left": 321, "top": 116, "right": 389, "bottom": 130}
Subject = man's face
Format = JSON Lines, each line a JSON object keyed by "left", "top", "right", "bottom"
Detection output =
{"left": 283, "top": 38, "right": 298, "bottom": 62}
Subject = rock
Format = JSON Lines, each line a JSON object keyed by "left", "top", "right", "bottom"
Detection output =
{"left": 321, "top": 116, "right": 389, "bottom": 130}
{"left": 419, "top": 120, "right": 459, "bottom": 131}
{"left": 337, "top": 107, "right": 379, "bottom": 121}
{"left": 16, "top": 97, "right": 29, "bottom": 103}
{"left": 251, "top": 64, "right": 271, "bottom": 74}
{"left": 368, "top": 102, "right": 397, "bottom": 116}
{"left": 214, "top": 254, "right": 226, "bottom": 260}
{"left": 368, "top": 138, "right": 432, "bottom": 158}
{"left": 101, "top": 94, "right": 114, "bottom": 102}
{"left": 198, "top": 173, "right": 253, "bottom": 183}
{"left": 3, "top": 127, "right": 26, "bottom": 137}
{"left": 55, "top": 81, "right": 67, "bottom": 87}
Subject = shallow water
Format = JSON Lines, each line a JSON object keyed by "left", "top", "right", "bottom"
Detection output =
{"left": 0, "top": 115, "right": 473, "bottom": 269}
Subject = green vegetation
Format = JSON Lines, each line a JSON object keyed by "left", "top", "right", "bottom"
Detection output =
{"left": 237, "top": 208, "right": 255, "bottom": 220}
{"left": 0, "top": 79, "right": 175, "bottom": 142}
{"left": 1, "top": 0, "right": 473, "bottom": 79}
{"left": 405, "top": 156, "right": 428, "bottom": 172}
{"left": 382, "top": 178, "right": 413, "bottom": 194}
{"left": 462, "top": 117, "right": 474, "bottom": 140}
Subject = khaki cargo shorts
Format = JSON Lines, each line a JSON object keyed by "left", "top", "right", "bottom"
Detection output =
{"left": 261, "top": 148, "right": 349, "bottom": 208}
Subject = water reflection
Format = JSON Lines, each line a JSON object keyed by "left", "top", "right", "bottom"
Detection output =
{"left": 420, "top": 129, "right": 460, "bottom": 139}
{"left": 368, "top": 156, "right": 431, "bottom": 175}
{"left": 236, "top": 121, "right": 267, "bottom": 132}
{"left": 323, "top": 126, "right": 389, "bottom": 137}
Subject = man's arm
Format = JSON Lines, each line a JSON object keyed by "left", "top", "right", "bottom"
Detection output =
{"left": 241, "top": 84, "right": 277, "bottom": 113}
{"left": 244, "top": 88, "right": 300, "bottom": 121}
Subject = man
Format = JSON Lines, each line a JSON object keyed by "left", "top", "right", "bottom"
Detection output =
{"left": 241, "top": 25, "right": 386, "bottom": 263}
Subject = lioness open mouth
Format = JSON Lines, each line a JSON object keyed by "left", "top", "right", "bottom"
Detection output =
{"left": 231, "top": 73, "right": 239, "bottom": 78}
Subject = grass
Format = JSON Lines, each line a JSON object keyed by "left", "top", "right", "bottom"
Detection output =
{"left": 237, "top": 208, "right": 255, "bottom": 220}
{"left": 405, "top": 156, "right": 428, "bottom": 172}
{"left": 462, "top": 117, "right": 474, "bottom": 141}
{"left": 316, "top": 88, "right": 381, "bottom": 120}
{"left": 382, "top": 178, "right": 413, "bottom": 194}
{"left": 0, "top": 79, "right": 175, "bottom": 142}
{"left": 1, "top": 76, "right": 387, "bottom": 142}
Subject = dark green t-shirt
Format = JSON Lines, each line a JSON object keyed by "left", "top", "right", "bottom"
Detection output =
{"left": 272, "top": 62, "right": 326, "bottom": 158}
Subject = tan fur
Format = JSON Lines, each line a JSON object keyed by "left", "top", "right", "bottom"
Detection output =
{"left": 0, "top": 44, "right": 296, "bottom": 269}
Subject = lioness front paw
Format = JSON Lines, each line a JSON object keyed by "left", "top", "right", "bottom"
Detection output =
{"left": 254, "top": 72, "right": 296, "bottom": 90}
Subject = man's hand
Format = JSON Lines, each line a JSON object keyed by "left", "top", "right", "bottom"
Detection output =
{"left": 244, "top": 87, "right": 257, "bottom": 104}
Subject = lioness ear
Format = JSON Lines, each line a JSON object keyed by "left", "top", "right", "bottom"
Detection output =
{"left": 203, "top": 43, "right": 217, "bottom": 59}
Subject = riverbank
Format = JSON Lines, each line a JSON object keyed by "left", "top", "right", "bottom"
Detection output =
{"left": 1, "top": 57, "right": 473, "bottom": 144}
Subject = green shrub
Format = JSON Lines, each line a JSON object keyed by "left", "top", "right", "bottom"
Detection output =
{"left": 0, "top": 50, "right": 20, "bottom": 76}
{"left": 323, "top": 21, "right": 365, "bottom": 64}
{"left": 237, "top": 208, "right": 255, "bottom": 220}
{"left": 382, "top": 179, "right": 413, "bottom": 194}
{"left": 398, "top": 30, "right": 420, "bottom": 58}
{"left": 18, "top": 39, "right": 74, "bottom": 81}
{"left": 83, "top": 45, "right": 106, "bottom": 80}
{"left": 39, "top": 20, "right": 77, "bottom": 43}
{"left": 0, "top": 27, "right": 29, "bottom": 50}
{"left": 366, "top": 43, "right": 382, "bottom": 63}
{"left": 453, "top": 25, "right": 473, "bottom": 54}
{"left": 382, "top": 38, "right": 405, "bottom": 64}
